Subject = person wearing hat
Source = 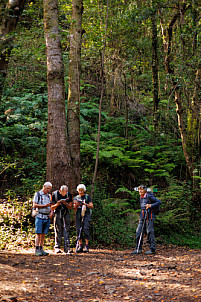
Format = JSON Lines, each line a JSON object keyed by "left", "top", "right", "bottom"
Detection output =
{"left": 73, "top": 184, "right": 93, "bottom": 253}
{"left": 131, "top": 185, "right": 162, "bottom": 255}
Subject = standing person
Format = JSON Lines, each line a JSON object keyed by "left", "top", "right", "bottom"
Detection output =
{"left": 131, "top": 185, "right": 162, "bottom": 255}
{"left": 74, "top": 184, "right": 93, "bottom": 253}
{"left": 33, "top": 182, "right": 53, "bottom": 256}
{"left": 51, "top": 185, "right": 73, "bottom": 254}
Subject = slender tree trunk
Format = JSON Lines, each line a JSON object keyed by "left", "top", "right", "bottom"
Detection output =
{"left": 161, "top": 3, "right": 194, "bottom": 176}
{"left": 175, "top": 88, "right": 194, "bottom": 175}
{"left": 191, "top": 66, "right": 201, "bottom": 120}
{"left": 44, "top": 0, "right": 71, "bottom": 191}
{"left": 151, "top": 0, "right": 159, "bottom": 130}
{"left": 67, "top": 0, "right": 83, "bottom": 193}
{"left": 91, "top": 0, "right": 109, "bottom": 198}
{"left": 0, "top": 0, "right": 26, "bottom": 102}
{"left": 124, "top": 73, "right": 128, "bottom": 140}
{"left": 190, "top": 65, "right": 201, "bottom": 159}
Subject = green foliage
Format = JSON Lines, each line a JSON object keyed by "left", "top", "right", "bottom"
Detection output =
{"left": 91, "top": 194, "right": 138, "bottom": 248}
{"left": 80, "top": 101, "right": 185, "bottom": 190}
{"left": 0, "top": 0, "right": 201, "bottom": 251}
{"left": 0, "top": 197, "right": 35, "bottom": 249}
{"left": 0, "top": 93, "right": 48, "bottom": 196}
{"left": 154, "top": 181, "right": 201, "bottom": 247}
{"left": 162, "top": 232, "right": 201, "bottom": 249}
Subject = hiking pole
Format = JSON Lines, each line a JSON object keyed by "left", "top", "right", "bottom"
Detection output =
{"left": 60, "top": 198, "right": 70, "bottom": 253}
{"left": 75, "top": 198, "right": 86, "bottom": 252}
{"left": 63, "top": 216, "right": 70, "bottom": 253}
{"left": 136, "top": 209, "right": 147, "bottom": 253}
{"left": 75, "top": 215, "right": 84, "bottom": 252}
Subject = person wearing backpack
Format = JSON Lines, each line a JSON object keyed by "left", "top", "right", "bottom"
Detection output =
{"left": 74, "top": 184, "right": 93, "bottom": 253}
{"left": 131, "top": 185, "right": 162, "bottom": 255}
{"left": 51, "top": 185, "right": 73, "bottom": 254}
{"left": 33, "top": 182, "right": 53, "bottom": 256}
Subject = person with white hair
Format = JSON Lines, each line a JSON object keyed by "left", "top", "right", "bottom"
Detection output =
{"left": 33, "top": 182, "right": 53, "bottom": 256}
{"left": 51, "top": 185, "right": 73, "bottom": 254}
{"left": 74, "top": 184, "right": 93, "bottom": 253}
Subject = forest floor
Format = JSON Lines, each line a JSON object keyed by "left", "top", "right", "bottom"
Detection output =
{"left": 0, "top": 243, "right": 200, "bottom": 302}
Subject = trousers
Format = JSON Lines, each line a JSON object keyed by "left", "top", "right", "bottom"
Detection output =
{"left": 53, "top": 211, "right": 70, "bottom": 251}
{"left": 76, "top": 211, "right": 91, "bottom": 240}
{"left": 136, "top": 217, "right": 156, "bottom": 251}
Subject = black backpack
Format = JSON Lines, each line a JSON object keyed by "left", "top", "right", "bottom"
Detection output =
{"left": 147, "top": 192, "right": 160, "bottom": 215}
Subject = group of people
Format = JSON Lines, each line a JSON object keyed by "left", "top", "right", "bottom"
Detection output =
{"left": 32, "top": 182, "right": 93, "bottom": 256}
{"left": 32, "top": 182, "right": 161, "bottom": 257}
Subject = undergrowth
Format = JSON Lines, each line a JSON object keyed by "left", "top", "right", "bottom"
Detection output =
{"left": 0, "top": 181, "right": 200, "bottom": 251}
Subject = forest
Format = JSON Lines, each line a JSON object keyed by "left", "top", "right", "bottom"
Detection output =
{"left": 0, "top": 0, "right": 201, "bottom": 252}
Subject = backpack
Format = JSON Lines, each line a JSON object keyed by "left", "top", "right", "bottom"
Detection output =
{"left": 53, "top": 190, "right": 69, "bottom": 202}
{"left": 76, "top": 194, "right": 92, "bottom": 216}
{"left": 32, "top": 191, "right": 51, "bottom": 217}
{"left": 147, "top": 192, "right": 160, "bottom": 215}
{"left": 32, "top": 191, "right": 40, "bottom": 217}
{"left": 52, "top": 190, "right": 71, "bottom": 216}
{"left": 52, "top": 190, "right": 59, "bottom": 202}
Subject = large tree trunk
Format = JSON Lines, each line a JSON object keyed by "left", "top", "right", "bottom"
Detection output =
{"left": 44, "top": 0, "right": 71, "bottom": 191}
{"left": 0, "top": 0, "right": 26, "bottom": 101}
{"left": 67, "top": 0, "right": 83, "bottom": 192}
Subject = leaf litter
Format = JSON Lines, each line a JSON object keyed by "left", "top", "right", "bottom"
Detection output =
{"left": 0, "top": 244, "right": 200, "bottom": 302}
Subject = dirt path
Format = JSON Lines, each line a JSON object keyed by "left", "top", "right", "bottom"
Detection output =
{"left": 0, "top": 244, "right": 200, "bottom": 302}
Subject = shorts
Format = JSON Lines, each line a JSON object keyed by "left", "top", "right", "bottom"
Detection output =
{"left": 35, "top": 216, "right": 50, "bottom": 234}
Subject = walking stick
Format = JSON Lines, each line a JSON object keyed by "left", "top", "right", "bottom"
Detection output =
{"left": 75, "top": 215, "right": 84, "bottom": 252}
{"left": 60, "top": 198, "right": 70, "bottom": 253}
{"left": 75, "top": 198, "right": 86, "bottom": 252}
{"left": 63, "top": 216, "right": 70, "bottom": 253}
{"left": 136, "top": 209, "right": 147, "bottom": 253}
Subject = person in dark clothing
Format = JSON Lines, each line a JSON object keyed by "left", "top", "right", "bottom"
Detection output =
{"left": 74, "top": 184, "right": 93, "bottom": 253}
{"left": 51, "top": 185, "right": 73, "bottom": 254}
{"left": 131, "top": 185, "right": 162, "bottom": 255}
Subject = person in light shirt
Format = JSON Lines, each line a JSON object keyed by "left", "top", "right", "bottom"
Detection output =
{"left": 33, "top": 182, "right": 53, "bottom": 256}
{"left": 73, "top": 184, "right": 93, "bottom": 253}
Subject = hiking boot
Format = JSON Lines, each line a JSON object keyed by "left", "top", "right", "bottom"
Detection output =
{"left": 35, "top": 250, "right": 43, "bottom": 256}
{"left": 55, "top": 248, "right": 62, "bottom": 254}
{"left": 145, "top": 250, "right": 156, "bottom": 255}
{"left": 41, "top": 249, "right": 49, "bottom": 256}
{"left": 84, "top": 245, "right": 89, "bottom": 253}
{"left": 131, "top": 249, "right": 142, "bottom": 255}
{"left": 65, "top": 249, "right": 73, "bottom": 255}
{"left": 76, "top": 245, "right": 83, "bottom": 253}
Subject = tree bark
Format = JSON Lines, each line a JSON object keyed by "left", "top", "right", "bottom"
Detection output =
{"left": 151, "top": 0, "right": 159, "bottom": 130}
{"left": 175, "top": 88, "right": 194, "bottom": 176}
{"left": 44, "top": 0, "right": 71, "bottom": 191}
{"left": 67, "top": 0, "right": 83, "bottom": 192}
{"left": 190, "top": 65, "right": 201, "bottom": 160}
{"left": 0, "top": 0, "right": 26, "bottom": 102}
{"left": 124, "top": 73, "right": 128, "bottom": 140}
{"left": 160, "top": 3, "right": 194, "bottom": 176}
{"left": 191, "top": 66, "right": 201, "bottom": 120}
{"left": 91, "top": 0, "right": 109, "bottom": 198}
